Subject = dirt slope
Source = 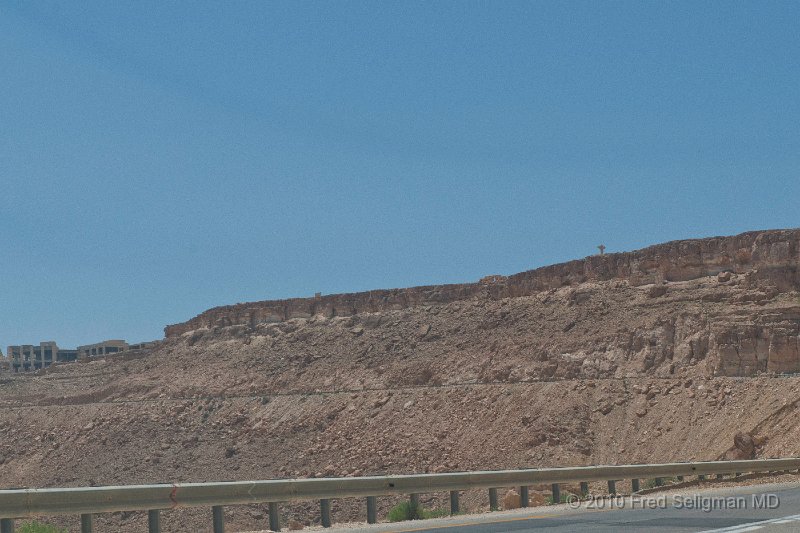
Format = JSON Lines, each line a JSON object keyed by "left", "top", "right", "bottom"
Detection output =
{"left": 1, "top": 229, "right": 800, "bottom": 532}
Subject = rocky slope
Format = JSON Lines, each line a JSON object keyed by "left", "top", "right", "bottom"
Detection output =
{"left": 1, "top": 228, "right": 800, "bottom": 532}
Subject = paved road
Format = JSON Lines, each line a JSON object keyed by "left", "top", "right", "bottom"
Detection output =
{"left": 326, "top": 482, "right": 800, "bottom": 533}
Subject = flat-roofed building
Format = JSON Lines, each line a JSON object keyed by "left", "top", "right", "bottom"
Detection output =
{"left": 6, "top": 341, "right": 74, "bottom": 372}
{"left": 76, "top": 340, "right": 129, "bottom": 359}
{"left": 4, "top": 338, "right": 155, "bottom": 373}
{"left": 128, "top": 340, "right": 159, "bottom": 351}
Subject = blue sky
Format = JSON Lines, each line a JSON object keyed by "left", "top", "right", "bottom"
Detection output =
{"left": 1, "top": 1, "right": 798, "bottom": 348}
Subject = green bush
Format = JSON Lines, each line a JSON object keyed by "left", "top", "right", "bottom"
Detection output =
{"left": 388, "top": 501, "right": 423, "bottom": 522}
{"left": 17, "top": 522, "right": 68, "bottom": 533}
{"left": 546, "top": 493, "right": 572, "bottom": 505}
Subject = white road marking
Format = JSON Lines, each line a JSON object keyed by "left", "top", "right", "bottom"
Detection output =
{"left": 697, "top": 513, "right": 800, "bottom": 532}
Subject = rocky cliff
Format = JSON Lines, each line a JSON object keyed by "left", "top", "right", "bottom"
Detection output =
{"left": 164, "top": 229, "right": 800, "bottom": 378}
{"left": 4, "top": 229, "right": 800, "bottom": 532}
{"left": 165, "top": 229, "right": 800, "bottom": 338}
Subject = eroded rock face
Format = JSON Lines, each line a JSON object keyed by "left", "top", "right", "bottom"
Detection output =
{"left": 709, "top": 316, "right": 800, "bottom": 376}
{"left": 165, "top": 229, "right": 800, "bottom": 337}
{"left": 162, "top": 229, "right": 800, "bottom": 379}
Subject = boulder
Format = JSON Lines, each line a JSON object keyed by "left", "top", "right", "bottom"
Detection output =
{"left": 503, "top": 489, "right": 521, "bottom": 509}
{"left": 724, "top": 431, "right": 757, "bottom": 460}
{"left": 647, "top": 285, "right": 667, "bottom": 298}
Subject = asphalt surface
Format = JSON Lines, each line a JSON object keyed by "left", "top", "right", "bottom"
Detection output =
{"left": 324, "top": 482, "right": 800, "bottom": 533}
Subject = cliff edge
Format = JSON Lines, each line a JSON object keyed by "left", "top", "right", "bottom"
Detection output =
{"left": 165, "top": 228, "right": 800, "bottom": 337}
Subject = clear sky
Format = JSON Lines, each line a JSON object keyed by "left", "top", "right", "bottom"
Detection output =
{"left": 1, "top": 1, "right": 798, "bottom": 349}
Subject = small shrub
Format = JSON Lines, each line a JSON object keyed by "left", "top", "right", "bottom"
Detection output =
{"left": 388, "top": 501, "right": 423, "bottom": 522}
{"left": 546, "top": 493, "right": 571, "bottom": 505}
{"left": 17, "top": 522, "right": 68, "bottom": 533}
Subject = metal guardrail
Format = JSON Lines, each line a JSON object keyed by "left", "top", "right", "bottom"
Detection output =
{"left": 1, "top": 458, "right": 799, "bottom": 533}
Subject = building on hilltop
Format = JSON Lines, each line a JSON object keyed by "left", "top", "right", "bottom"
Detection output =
{"left": 4, "top": 338, "right": 159, "bottom": 373}
{"left": 5, "top": 342, "right": 78, "bottom": 372}
{"left": 128, "top": 340, "right": 159, "bottom": 351}
{"left": 76, "top": 339, "right": 129, "bottom": 358}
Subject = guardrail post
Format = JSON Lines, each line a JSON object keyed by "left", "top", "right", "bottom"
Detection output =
{"left": 607, "top": 480, "right": 616, "bottom": 494}
{"left": 269, "top": 502, "right": 281, "bottom": 531}
{"left": 0, "top": 518, "right": 14, "bottom": 533}
{"left": 148, "top": 509, "right": 161, "bottom": 533}
{"left": 698, "top": 474, "right": 706, "bottom": 481}
{"left": 450, "top": 491, "right": 460, "bottom": 514}
{"left": 320, "top": 499, "right": 331, "bottom": 528}
{"left": 631, "top": 479, "right": 640, "bottom": 493}
{"left": 410, "top": 493, "right": 419, "bottom": 507}
{"left": 551, "top": 483, "right": 560, "bottom": 504}
{"left": 519, "top": 486, "right": 529, "bottom": 508}
{"left": 654, "top": 477, "right": 663, "bottom": 487}
{"left": 212, "top": 505, "right": 224, "bottom": 533}
{"left": 580, "top": 482, "right": 589, "bottom": 497}
{"left": 366, "top": 496, "right": 377, "bottom": 524}
{"left": 489, "top": 488, "right": 498, "bottom": 511}
{"left": 81, "top": 513, "right": 93, "bottom": 533}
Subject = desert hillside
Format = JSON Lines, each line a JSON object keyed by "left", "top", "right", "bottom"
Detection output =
{"left": 1, "top": 229, "right": 800, "bottom": 532}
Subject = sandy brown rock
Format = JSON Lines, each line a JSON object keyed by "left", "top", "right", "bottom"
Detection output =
{"left": 2, "top": 229, "right": 800, "bottom": 532}
{"left": 502, "top": 489, "right": 521, "bottom": 510}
